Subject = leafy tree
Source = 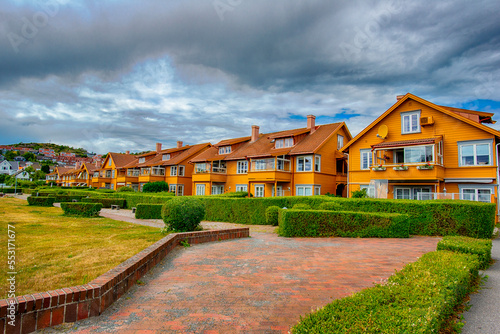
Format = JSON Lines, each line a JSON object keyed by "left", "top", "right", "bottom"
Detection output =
{"left": 4, "top": 151, "right": 18, "bottom": 161}
{"left": 41, "top": 164, "right": 51, "bottom": 173}
{"left": 33, "top": 170, "right": 46, "bottom": 181}
{"left": 23, "top": 152, "right": 37, "bottom": 162}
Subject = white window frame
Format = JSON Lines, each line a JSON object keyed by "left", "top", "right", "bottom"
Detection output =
{"left": 296, "top": 185, "right": 314, "bottom": 196}
{"left": 196, "top": 184, "right": 205, "bottom": 196}
{"left": 401, "top": 110, "right": 421, "bottom": 134}
{"left": 394, "top": 187, "right": 411, "bottom": 199}
{"left": 360, "top": 149, "right": 372, "bottom": 170}
{"left": 219, "top": 146, "right": 231, "bottom": 155}
{"left": 236, "top": 184, "right": 248, "bottom": 192}
{"left": 254, "top": 184, "right": 265, "bottom": 197}
{"left": 162, "top": 154, "right": 170, "bottom": 161}
{"left": 275, "top": 139, "right": 284, "bottom": 149}
{"left": 458, "top": 184, "right": 494, "bottom": 203}
{"left": 237, "top": 160, "right": 248, "bottom": 174}
{"left": 176, "top": 184, "right": 184, "bottom": 196}
{"left": 337, "top": 135, "right": 344, "bottom": 150}
{"left": 170, "top": 166, "right": 177, "bottom": 176}
{"left": 211, "top": 185, "right": 224, "bottom": 195}
{"left": 272, "top": 186, "right": 283, "bottom": 197}
{"left": 296, "top": 155, "right": 313, "bottom": 172}
{"left": 169, "top": 184, "right": 177, "bottom": 194}
{"left": 315, "top": 155, "right": 321, "bottom": 172}
{"left": 284, "top": 137, "right": 294, "bottom": 147}
{"left": 178, "top": 165, "right": 185, "bottom": 176}
{"left": 458, "top": 140, "right": 493, "bottom": 167}
{"left": 138, "top": 157, "right": 145, "bottom": 163}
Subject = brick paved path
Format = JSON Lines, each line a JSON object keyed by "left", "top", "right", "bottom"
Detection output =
{"left": 47, "top": 233, "right": 439, "bottom": 333}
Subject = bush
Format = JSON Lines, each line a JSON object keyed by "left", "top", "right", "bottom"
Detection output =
{"left": 117, "top": 186, "right": 135, "bottom": 192}
{"left": 0, "top": 188, "right": 23, "bottom": 194}
{"left": 265, "top": 206, "right": 280, "bottom": 226}
{"left": 135, "top": 204, "right": 163, "bottom": 219}
{"left": 278, "top": 209, "right": 410, "bottom": 238}
{"left": 60, "top": 202, "right": 103, "bottom": 217}
{"left": 317, "top": 202, "right": 342, "bottom": 211}
{"left": 437, "top": 236, "right": 492, "bottom": 269}
{"left": 27, "top": 196, "right": 56, "bottom": 207}
{"left": 292, "top": 251, "right": 480, "bottom": 333}
{"left": 81, "top": 197, "right": 126, "bottom": 208}
{"left": 292, "top": 203, "right": 312, "bottom": 210}
{"left": 351, "top": 188, "right": 368, "bottom": 198}
{"left": 52, "top": 195, "right": 85, "bottom": 203}
{"left": 162, "top": 197, "right": 205, "bottom": 232}
{"left": 215, "top": 191, "right": 250, "bottom": 198}
{"left": 143, "top": 181, "right": 169, "bottom": 193}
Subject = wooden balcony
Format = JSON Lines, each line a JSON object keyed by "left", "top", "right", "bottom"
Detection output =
{"left": 248, "top": 171, "right": 292, "bottom": 182}
{"left": 370, "top": 164, "right": 445, "bottom": 181}
{"left": 192, "top": 172, "right": 227, "bottom": 183}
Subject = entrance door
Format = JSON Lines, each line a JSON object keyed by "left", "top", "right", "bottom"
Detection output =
{"left": 254, "top": 185, "right": 264, "bottom": 197}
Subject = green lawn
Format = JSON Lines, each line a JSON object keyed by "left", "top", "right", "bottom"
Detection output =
{"left": 0, "top": 198, "right": 166, "bottom": 298}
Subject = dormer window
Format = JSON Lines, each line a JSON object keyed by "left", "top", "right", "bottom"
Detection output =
{"left": 219, "top": 146, "right": 231, "bottom": 155}
{"left": 162, "top": 154, "right": 170, "bottom": 161}
{"left": 139, "top": 157, "right": 145, "bottom": 163}
{"left": 275, "top": 138, "right": 294, "bottom": 149}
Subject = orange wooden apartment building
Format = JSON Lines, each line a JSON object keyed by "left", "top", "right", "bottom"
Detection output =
{"left": 342, "top": 93, "right": 500, "bottom": 210}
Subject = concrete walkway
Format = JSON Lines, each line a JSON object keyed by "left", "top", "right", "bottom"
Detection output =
{"left": 461, "top": 235, "right": 500, "bottom": 333}
{"left": 43, "top": 234, "right": 439, "bottom": 333}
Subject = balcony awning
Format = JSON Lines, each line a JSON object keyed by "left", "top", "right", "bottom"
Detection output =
{"left": 371, "top": 137, "right": 442, "bottom": 150}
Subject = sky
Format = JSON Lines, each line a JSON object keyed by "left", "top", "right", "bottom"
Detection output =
{"left": 1, "top": 0, "right": 499, "bottom": 154}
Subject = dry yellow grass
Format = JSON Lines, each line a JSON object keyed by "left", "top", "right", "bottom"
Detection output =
{"left": 0, "top": 197, "right": 166, "bottom": 298}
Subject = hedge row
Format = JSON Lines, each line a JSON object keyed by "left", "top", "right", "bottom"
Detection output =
{"left": 81, "top": 197, "right": 126, "bottom": 208}
{"left": 437, "top": 236, "right": 492, "bottom": 269}
{"left": 292, "top": 250, "right": 480, "bottom": 333}
{"left": 53, "top": 195, "right": 85, "bottom": 203}
{"left": 60, "top": 202, "right": 103, "bottom": 217}
{"left": 107, "top": 193, "right": 175, "bottom": 208}
{"left": 135, "top": 204, "right": 163, "bottom": 219}
{"left": 328, "top": 198, "right": 495, "bottom": 239}
{"left": 0, "top": 188, "right": 23, "bottom": 194}
{"left": 27, "top": 196, "right": 56, "bottom": 207}
{"left": 278, "top": 209, "right": 410, "bottom": 238}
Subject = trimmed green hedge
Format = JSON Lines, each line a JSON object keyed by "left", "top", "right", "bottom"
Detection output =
{"left": 107, "top": 193, "right": 175, "bottom": 208}
{"left": 52, "top": 195, "right": 85, "bottom": 203}
{"left": 135, "top": 204, "right": 163, "bottom": 219}
{"left": 437, "top": 236, "right": 492, "bottom": 269}
{"left": 60, "top": 202, "right": 103, "bottom": 217}
{"left": 292, "top": 250, "right": 480, "bottom": 333}
{"left": 265, "top": 206, "right": 280, "bottom": 226}
{"left": 162, "top": 197, "right": 205, "bottom": 232}
{"left": 27, "top": 196, "right": 56, "bottom": 207}
{"left": 330, "top": 198, "right": 495, "bottom": 238}
{"left": 278, "top": 209, "right": 410, "bottom": 238}
{"left": 81, "top": 197, "right": 126, "bottom": 208}
{"left": 0, "top": 188, "right": 23, "bottom": 194}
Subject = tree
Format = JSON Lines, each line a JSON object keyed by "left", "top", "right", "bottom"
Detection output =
{"left": 22, "top": 152, "right": 37, "bottom": 162}
{"left": 4, "top": 151, "right": 18, "bottom": 161}
{"left": 33, "top": 170, "right": 46, "bottom": 181}
{"left": 41, "top": 164, "right": 51, "bottom": 173}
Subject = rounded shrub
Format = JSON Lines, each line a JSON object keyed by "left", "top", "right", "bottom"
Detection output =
{"left": 292, "top": 203, "right": 312, "bottom": 210}
{"left": 162, "top": 197, "right": 205, "bottom": 232}
{"left": 117, "top": 186, "right": 135, "bottom": 192}
{"left": 143, "top": 181, "right": 169, "bottom": 193}
{"left": 265, "top": 206, "right": 280, "bottom": 226}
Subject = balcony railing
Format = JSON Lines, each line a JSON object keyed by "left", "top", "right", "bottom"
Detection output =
{"left": 250, "top": 158, "right": 291, "bottom": 172}
{"left": 127, "top": 170, "right": 140, "bottom": 177}
{"left": 416, "top": 192, "right": 494, "bottom": 203}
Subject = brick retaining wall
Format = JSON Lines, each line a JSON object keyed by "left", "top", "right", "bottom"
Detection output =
{"left": 0, "top": 228, "right": 249, "bottom": 334}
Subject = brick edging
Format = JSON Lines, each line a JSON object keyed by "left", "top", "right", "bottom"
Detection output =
{"left": 0, "top": 228, "right": 250, "bottom": 334}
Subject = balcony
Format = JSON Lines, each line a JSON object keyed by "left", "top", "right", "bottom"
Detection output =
{"left": 370, "top": 163, "right": 445, "bottom": 181}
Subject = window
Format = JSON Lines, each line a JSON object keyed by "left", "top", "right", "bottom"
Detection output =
{"left": 195, "top": 163, "right": 209, "bottom": 173}
{"left": 237, "top": 161, "right": 248, "bottom": 174}
{"left": 105, "top": 170, "right": 112, "bottom": 178}
{"left": 162, "top": 154, "right": 170, "bottom": 161}
{"left": 285, "top": 137, "right": 294, "bottom": 147}
{"left": 178, "top": 165, "right": 185, "bottom": 176}
{"left": 314, "top": 186, "right": 321, "bottom": 195}
{"left": 395, "top": 188, "right": 410, "bottom": 199}
{"left": 272, "top": 186, "right": 283, "bottom": 197}
{"left": 211, "top": 185, "right": 224, "bottom": 195}
{"left": 296, "top": 156, "right": 313, "bottom": 172}
{"left": 152, "top": 166, "right": 165, "bottom": 176}
{"left": 169, "top": 184, "right": 177, "bottom": 193}
{"left": 296, "top": 185, "right": 313, "bottom": 196}
{"left": 170, "top": 166, "right": 177, "bottom": 176}
{"left": 460, "top": 187, "right": 492, "bottom": 203}
{"left": 337, "top": 135, "right": 344, "bottom": 150}
{"left": 212, "top": 161, "right": 226, "bottom": 173}
{"left": 254, "top": 185, "right": 264, "bottom": 197}
{"left": 401, "top": 110, "right": 420, "bottom": 134}
{"left": 275, "top": 139, "right": 284, "bottom": 149}
{"left": 236, "top": 185, "right": 247, "bottom": 192}
{"left": 196, "top": 184, "right": 205, "bottom": 196}
{"left": 218, "top": 146, "right": 231, "bottom": 155}
{"left": 108, "top": 159, "right": 112, "bottom": 166}
{"left": 360, "top": 149, "right": 372, "bottom": 170}
{"left": 277, "top": 155, "right": 291, "bottom": 171}
{"left": 459, "top": 141, "right": 491, "bottom": 166}
{"left": 170, "top": 184, "right": 184, "bottom": 196}
{"left": 404, "top": 145, "right": 433, "bottom": 163}
{"left": 395, "top": 186, "right": 432, "bottom": 200}
{"left": 139, "top": 157, "right": 145, "bottom": 163}
{"left": 315, "top": 156, "right": 321, "bottom": 172}
{"left": 252, "top": 159, "right": 274, "bottom": 171}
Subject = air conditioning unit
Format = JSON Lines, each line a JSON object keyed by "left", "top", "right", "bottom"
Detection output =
{"left": 420, "top": 116, "right": 434, "bottom": 126}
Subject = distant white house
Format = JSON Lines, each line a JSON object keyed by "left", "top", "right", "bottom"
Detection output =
{"left": 0, "top": 160, "right": 19, "bottom": 175}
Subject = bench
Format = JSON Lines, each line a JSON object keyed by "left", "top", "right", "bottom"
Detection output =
{"left": 131, "top": 207, "right": 137, "bottom": 213}
{"left": 111, "top": 205, "right": 120, "bottom": 210}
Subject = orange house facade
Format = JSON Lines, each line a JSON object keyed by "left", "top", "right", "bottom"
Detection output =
{"left": 191, "top": 116, "right": 351, "bottom": 197}
{"left": 343, "top": 93, "right": 500, "bottom": 210}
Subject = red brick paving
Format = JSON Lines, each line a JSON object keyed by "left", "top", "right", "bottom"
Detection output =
{"left": 48, "top": 233, "right": 439, "bottom": 333}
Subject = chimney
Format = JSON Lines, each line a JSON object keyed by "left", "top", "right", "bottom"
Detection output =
{"left": 125, "top": 150, "right": 130, "bottom": 155}
{"left": 251, "top": 125, "right": 260, "bottom": 142}
{"left": 156, "top": 143, "right": 162, "bottom": 153}
{"left": 397, "top": 95, "right": 405, "bottom": 101}
{"left": 177, "top": 141, "right": 183, "bottom": 148}
{"left": 75, "top": 162, "right": 81, "bottom": 170}
{"left": 307, "top": 115, "right": 316, "bottom": 134}
{"left": 95, "top": 161, "right": 99, "bottom": 168}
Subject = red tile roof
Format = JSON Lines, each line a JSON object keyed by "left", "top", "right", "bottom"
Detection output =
{"left": 107, "top": 153, "right": 137, "bottom": 169}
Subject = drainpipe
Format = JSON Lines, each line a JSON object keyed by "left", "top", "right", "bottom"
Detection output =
{"left": 496, "top": 143, "right": 500, "bottom": 217}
